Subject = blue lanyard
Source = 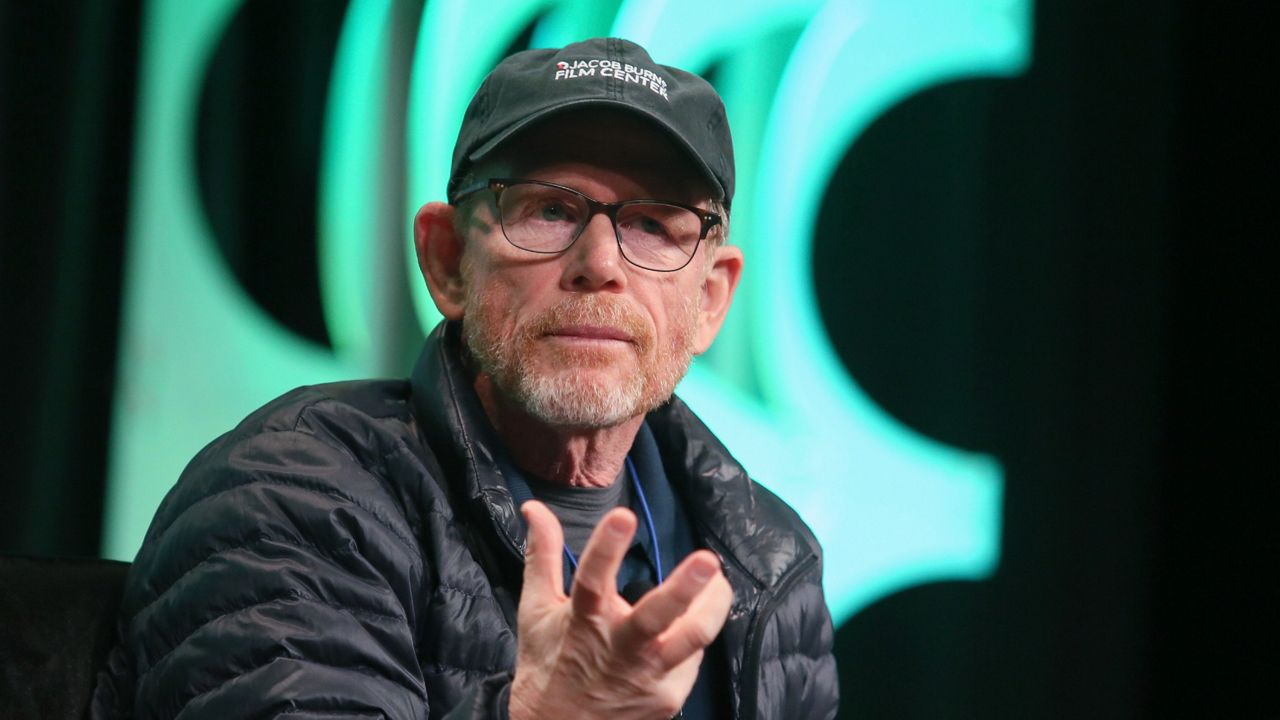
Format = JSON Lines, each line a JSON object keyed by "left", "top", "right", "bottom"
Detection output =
{"left": 561, "top": 456, "right": 665, "bottom": 586}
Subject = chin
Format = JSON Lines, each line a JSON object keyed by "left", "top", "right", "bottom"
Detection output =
{"left": 541, "top": 344, "right": 630, "bottom": 370}
{"left": 514, "top": 364, "right": 645, "bottom": 429}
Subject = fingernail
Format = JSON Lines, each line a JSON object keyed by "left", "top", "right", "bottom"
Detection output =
{"left": 692, "top": 560, "right": 715, "bottom": 582}
{"left": 607, "top": 516, "right": 629, "bottom": 538}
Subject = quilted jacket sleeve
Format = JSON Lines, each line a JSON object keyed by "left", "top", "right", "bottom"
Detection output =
{"left": 100, "top": 392, "right": 510, "bottom": 720}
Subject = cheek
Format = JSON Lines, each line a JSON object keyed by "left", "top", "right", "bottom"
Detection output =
{"left": 465, "top": 265, "right": 544, "bottom": 329}
{"left": 649, "top": 281, "right": 702, "bottom": 347}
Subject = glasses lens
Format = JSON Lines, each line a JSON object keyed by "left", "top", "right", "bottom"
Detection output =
{"left": 616, "top": 203, "right": 702, "bottom": 271}
{"left": 497, "top": 183, "right": 585, "bottom": 252}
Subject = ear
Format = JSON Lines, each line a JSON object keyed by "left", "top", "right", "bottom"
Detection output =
{"left": 692, "top": 244, "right": 744, "bottom": 354}
{"left": 413, "top": 201, "right": 466, "bottom": 320}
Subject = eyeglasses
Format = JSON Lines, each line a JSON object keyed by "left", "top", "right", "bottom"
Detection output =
{"left": 453, "top": 178, "right": 721, "bottom": 272}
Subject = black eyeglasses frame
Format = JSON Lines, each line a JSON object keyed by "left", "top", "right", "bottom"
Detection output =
{"left": 452, "top": 177, "right": 722, "bottom": 273}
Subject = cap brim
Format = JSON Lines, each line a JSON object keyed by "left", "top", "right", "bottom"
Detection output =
{"left": 467, "top": 98, "right": 727, "bottom": 202}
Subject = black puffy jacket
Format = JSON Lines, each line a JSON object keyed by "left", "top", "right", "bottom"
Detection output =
{"left": 92, "top": 322, "right": 838, "bottom": 719}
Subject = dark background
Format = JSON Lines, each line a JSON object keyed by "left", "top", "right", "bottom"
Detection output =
{"left": 1, "top": 1, "right": 1272, "bottom": 717}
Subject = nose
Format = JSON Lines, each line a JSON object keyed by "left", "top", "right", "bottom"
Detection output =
{"left": 560, "top": 212, "right": 627, "bottom": 292}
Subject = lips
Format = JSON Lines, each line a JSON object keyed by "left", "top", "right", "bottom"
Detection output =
{"left": 545, "top": 325, "right": 634, "bottom": 343}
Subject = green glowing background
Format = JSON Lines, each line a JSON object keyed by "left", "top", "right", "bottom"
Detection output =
{"left": 105, "top": 0, "right": 1032, "bottom": 627}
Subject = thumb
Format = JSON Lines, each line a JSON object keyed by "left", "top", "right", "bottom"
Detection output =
{"left": 521, "top": 500, "right": 566, "bottom": 604}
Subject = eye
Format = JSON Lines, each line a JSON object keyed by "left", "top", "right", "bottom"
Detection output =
{"left": 538, "top": 201, "right": 572, "bottom": 222}
{"left": 619, "top": 210, "right": 676, "bottom": 241}
{"left": 636, "top": 216, "right": 665, "bottom": 235}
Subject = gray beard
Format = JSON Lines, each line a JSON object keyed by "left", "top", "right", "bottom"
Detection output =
{"left": 463, "top": 291, "right": 698, "bottom": 429}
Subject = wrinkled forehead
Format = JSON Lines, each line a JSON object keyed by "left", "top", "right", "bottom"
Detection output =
{"left": 475, "top": 108, "right": 715, "bottom": 203}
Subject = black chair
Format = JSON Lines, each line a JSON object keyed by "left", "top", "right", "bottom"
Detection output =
{"left": 0, "top": 555, "right": 130, "bottom": 719}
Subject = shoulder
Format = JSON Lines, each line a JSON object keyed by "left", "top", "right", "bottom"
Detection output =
{"left": 649, "top": 396, "right": 825, "bottom": 562}
{"left": 107, "top": 379, "right": 440, "bottom": 719}
{"left": 159, "top": 379, "right": 418, "bottom": 512}
{"left": 130, "top": 379, "right": 435, "bottom": 600}
{"left": 226, "top": 379, "right": 416, "bottom": 443}
{"left": 744, "top": 475, "right": 824, "bottom": 560}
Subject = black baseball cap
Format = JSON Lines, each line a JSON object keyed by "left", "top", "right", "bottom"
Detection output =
{"left": 447, "top": 37, "right": 735, "bottom": 207}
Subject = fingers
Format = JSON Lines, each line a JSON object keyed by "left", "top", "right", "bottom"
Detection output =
{"left": 521, "top": 501, "right": 566, "bottom": 604}
{"left": 570, "top": 507, "right": 636, "bottom": 617}
{"left": 651, "top": 554, "right": 733, "bottom": 670}
{"left": 617, "top": 550, "right": 720, "bottom": 651}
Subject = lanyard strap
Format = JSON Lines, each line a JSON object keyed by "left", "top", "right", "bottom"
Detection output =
{"left": 562, "top": 456, "right": 664, "bottom": 585}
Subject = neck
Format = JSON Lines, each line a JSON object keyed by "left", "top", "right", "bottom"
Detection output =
{"left": 473, "top": 373, "right": 643, "bottom": 488}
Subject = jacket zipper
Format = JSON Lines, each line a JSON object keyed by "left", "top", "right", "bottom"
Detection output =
{"left": 736, "top": 553, "right": 819, "bottom": 720}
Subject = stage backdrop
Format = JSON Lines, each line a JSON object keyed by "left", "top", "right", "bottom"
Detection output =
{"left": 7, "top": 0, "right": 1269, "bottom": 717}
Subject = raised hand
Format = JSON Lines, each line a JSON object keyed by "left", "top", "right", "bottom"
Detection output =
{"left": 508, "top": 501, "right": 733, "bottom": 720}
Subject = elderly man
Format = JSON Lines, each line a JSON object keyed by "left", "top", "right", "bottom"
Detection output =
{"left": 93, "top": 38, "right": 838, "bottom": 720}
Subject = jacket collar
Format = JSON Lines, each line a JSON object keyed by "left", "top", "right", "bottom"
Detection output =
{"left": 410, "top": 321, "right": 526, "bottom": 558}
{"left": 646, "top": 399, "right": 816, "bottom": 589}
{"left": 408, "top": 320, "right": 815, "bottom": 589}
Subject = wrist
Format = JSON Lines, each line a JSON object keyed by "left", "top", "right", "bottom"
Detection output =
{"left": 507, "top": 675, "right": 539, "bottom": 720}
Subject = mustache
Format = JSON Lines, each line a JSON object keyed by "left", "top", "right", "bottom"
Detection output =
{"left": 523, "top": 295, "right": 652, "bottom": 350}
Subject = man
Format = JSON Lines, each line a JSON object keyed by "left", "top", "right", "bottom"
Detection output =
{"left": 93, "top": 37, "right": 838, "bottom": 720}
